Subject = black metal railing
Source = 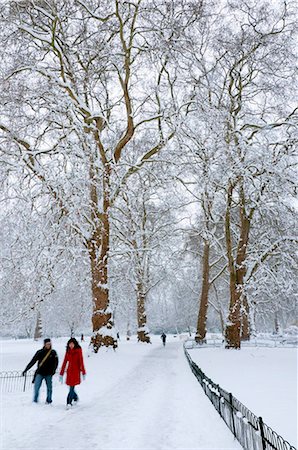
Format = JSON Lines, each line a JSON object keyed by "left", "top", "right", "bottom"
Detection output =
{"left": 0, "top": 370, "right": 34, "bottom": 393}
{"left": 184, "top": 345, "right": 297, "bottom": 450}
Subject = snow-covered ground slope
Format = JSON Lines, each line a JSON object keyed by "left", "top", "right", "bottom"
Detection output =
{"left": 189, "top": 345, "right": 297, "bottom": 448}
{"left": 1, "top": 336, "right": 241, "bottom": 450}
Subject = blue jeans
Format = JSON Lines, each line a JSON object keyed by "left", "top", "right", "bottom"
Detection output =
{"left": 67, "top": 386, "right": 78, "bottom": 405}
{"left": 33, "top": 374, "right": 53, "bottom": 403}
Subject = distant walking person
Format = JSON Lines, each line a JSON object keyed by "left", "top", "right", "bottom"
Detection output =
{"left": 161, "top": 333, "right": 167, "bottom": 346}
{"left": 22, "top": 338, "right": 58, "bottom": 404}
{"left": 81, "top": 334, "right": 84, "bottom": 342}
{"left": 59, "top": 337, "right": 86, "bottom": 409}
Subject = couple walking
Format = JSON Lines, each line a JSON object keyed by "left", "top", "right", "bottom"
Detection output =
{"left": 22, "top": 337, "right": 86, "bottom": 408}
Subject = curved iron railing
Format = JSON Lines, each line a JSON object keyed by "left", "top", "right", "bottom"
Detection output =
{"left": 184, "top": 345, "right": 296, "bottom": 450}
{"left": 0, "top": 370, "right": 34, "bottom": 392}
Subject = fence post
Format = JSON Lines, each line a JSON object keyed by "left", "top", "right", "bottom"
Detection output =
{"left": 23, "top": 373, "right": 27, "bottom": 392}
{"left": 229, "top": 392, "right": 236, "bottom": 437}
{"left": 217, "top": 385, "right": 221, "bottom": 417}
{"left": 258, "top": 417, "right": 267, "bottom": 450}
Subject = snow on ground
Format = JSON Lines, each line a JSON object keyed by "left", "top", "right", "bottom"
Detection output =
{"left": 1, "top": 335, "right": 241, "bottom": 450}
{"left": 189, "top": 346, "right": 298, "bottom": 448}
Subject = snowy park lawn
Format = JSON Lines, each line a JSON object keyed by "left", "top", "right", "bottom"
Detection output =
{"left": 189, "top": 345, "right": 298, "bottom": 448}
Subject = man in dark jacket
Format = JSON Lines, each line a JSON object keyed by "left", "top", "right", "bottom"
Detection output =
{"left": 22, "top": 338, "right": 58, "bottom": 404}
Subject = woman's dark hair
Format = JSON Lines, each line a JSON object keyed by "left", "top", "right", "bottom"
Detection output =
{"left": 66, "top": 337, "right": 81, "bottom": 351}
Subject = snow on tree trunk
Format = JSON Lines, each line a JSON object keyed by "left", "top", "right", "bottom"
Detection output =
{"left": 274, "top": 311, "right": 280, "bottom": 334}
{"left": 225, "top": 276, "right": 241, "bottom": 349}
{"left": 137, "top": 285, "right": 150, "bottom": 343}
{"left": 241, "top": 294, "right": 250, "bottom": 341}
{"left": 88, "top": 165, "right": 117, "bottom": 352}
{"left": 224, "top": 183, "right": 239, "bottom": 348}
{"left": 33, "top": 311, "right": 42, "bottom": 341}
{"left": 195, "top": 240, "right": 210, "bottom": 343}
{"left": 88, "top": 241, "right": 116, "bottom": 351}
{"left": 225, "top": 185, "right": 251, "bottom": 349}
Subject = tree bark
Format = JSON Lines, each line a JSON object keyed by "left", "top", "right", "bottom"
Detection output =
{"left": 88, "top": 163, "right": 117, "bottom": 352}
{"left": 195, "top": 240, "right": 210, "bottom": 343}
{"left": 274, "top": 311, "right": 280, "bottom": 334}
{"left": 34, "top": 311, "right": 42, "bottom": 341}
{"left": 224, "top": 183, "right": 240, "bottom": 348}
{"left": 241, "top": 294, "right": 250, "bottom": 340}
{"left": 136, "top": 283, "right": 151, "bottom": 343}
{"left": 212, "top": 284, "right": 225, "bottom": 335}
{"left": 225, "top": 185, "right": 250, "bottom": 349}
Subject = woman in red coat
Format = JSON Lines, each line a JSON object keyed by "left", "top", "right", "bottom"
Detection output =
{"left": 59, "top": 337, "right": 86, "bottom": 408}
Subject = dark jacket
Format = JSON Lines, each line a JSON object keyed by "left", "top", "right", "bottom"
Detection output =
{"left": 24, "top": 348, "right": 58, "bottom": 376}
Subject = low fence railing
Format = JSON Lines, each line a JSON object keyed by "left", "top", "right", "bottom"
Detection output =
{"left": 184, "top": 345, "right": 296, "bottom": 450}
{"left": 184, "top": 337, "right": 297, "bottom": 349}
{"left": 0, "top": 370, "right": 34, "bottom": 393}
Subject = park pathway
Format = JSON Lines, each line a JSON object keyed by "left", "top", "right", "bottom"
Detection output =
{"left": 2, "top": 338, "right": 242, "bottom": 450}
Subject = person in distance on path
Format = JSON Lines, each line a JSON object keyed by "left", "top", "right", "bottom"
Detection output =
{"left": 59, "top": 337, "right": 86, "bottom": 409}
{"left": 161, "top": 333, "right": 167, "bottom": 346}
{"left": 22, "top": 338, "right": 58, "bottom": 404}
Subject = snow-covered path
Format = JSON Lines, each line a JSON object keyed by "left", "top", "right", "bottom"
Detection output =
{"left": 2, "top": 337, "right": 241, "bottom": 450}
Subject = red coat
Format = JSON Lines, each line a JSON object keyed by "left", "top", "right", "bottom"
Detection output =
{"left": 60, "top": 348, "right": 86, "bottom": 386}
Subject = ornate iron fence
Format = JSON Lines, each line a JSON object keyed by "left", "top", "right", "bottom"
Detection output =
{"left": 184, "top": 345, "right": 297, "bottom": 450}
{"left": 0, "top": 370, "right": 34, "bottom": 393}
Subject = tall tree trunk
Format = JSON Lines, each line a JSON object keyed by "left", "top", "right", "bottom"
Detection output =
{"left": 241, "top": 294, "right": 250, "bottom": 340}
{"left": 249, "top": 303, "right": 257, "bottom": 338}
{"left": 136, "top": 283, "right": 151, "bottom": 343}
{"left": 274, "top": 311, "right": 280, "bottom": 334}
{"left": 89, "top": 163, "right": 117, "bottom": 352}
{"left": 225, "top": 275, "right": 241, "bottom": 348}
{"left": 34, "top": 311, "right": 42, "bottom": 341}
{"left": 212, "top": 284, "right": 225, "bottom": 335}
{"left": 224, "top": 183, "right": 240, "bottom": 348}
{"left": 195, "top": 240, "right": 210, "bottom": 343}
{"left": 225, "top": 185, "right": 250, "bottom": 349}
